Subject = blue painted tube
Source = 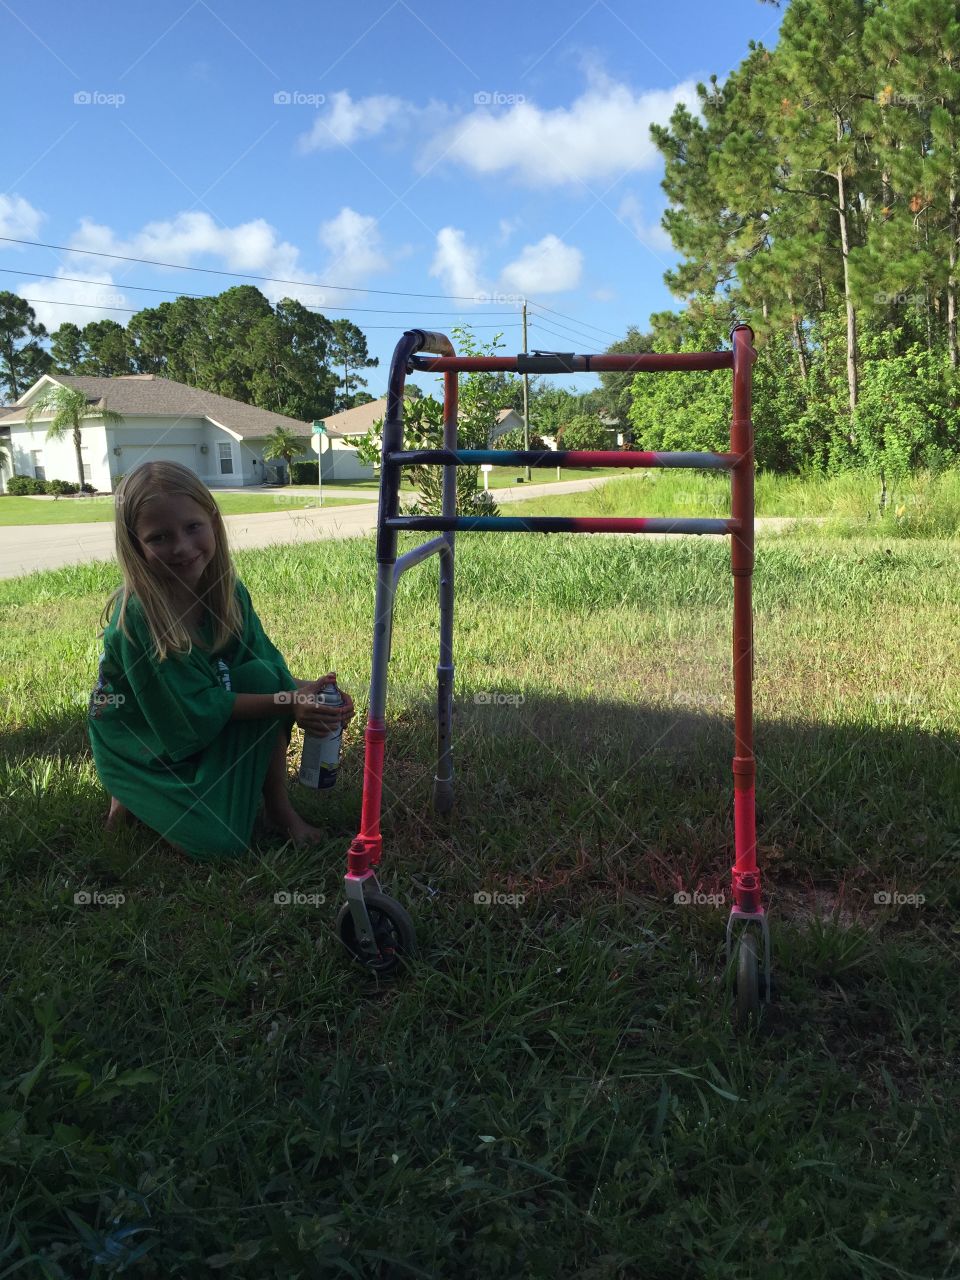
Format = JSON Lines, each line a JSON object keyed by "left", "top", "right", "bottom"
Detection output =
{"left": 386, "top": 449, "right": 735, "bottom": 469}
{"left": 384, "top": 516, "right": 740, "bottom": 535}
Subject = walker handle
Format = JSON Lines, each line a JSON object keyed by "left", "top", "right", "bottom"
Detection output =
{"left": 409, "top": 329, "right": 455, "bottom": 357}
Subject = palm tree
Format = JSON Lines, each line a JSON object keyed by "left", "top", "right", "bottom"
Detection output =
{"left": 25, "top": 383, "right": 123, "bottom": 489}
{"left": 262, "top": 426, "right": 305, "bottom": 485}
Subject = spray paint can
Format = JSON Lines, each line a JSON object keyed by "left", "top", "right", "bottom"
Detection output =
{"left": 298, "top": 683, "right": 343, "bottom": 790}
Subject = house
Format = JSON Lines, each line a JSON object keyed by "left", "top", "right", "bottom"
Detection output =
{"left": 488, "top": 407, "right": 562, "bottom": 449}
{"left": 316, "top": 397, "right": 385, "bottom": 481}
{"left": 0, "top": 411, "right": 14, "bottom": 494}
{"left": 2, "top": 373, "right": 376, "bottom": 491}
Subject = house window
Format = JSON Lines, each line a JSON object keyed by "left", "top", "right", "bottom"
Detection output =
{"left": 80, "top": 448, "right": 91, "bottom": 485}
{"left": 218, "top": 442, "right": 234, "bottom": 475}
{"left": 31, "top": 450, "right": 45, "bottom": 481}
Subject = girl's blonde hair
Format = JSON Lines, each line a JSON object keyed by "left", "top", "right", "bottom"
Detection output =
{"left": 100, "top": 461, "right": 242, "bottom": 661}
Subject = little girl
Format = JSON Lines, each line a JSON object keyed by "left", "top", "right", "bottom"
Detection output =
{"left": 88, "top": 460, "right": 355, "bottom": 861}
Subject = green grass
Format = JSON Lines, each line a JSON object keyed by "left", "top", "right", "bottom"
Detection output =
{"left": 507, "top": 466, "right": 960, "bottom": 539}
{"left": 346, "top": 466, "right": 627, "bottom": 492}
{"left": 2, "top": 532, "right": 959, "bottom": 1276}
{"left": 0, "top": 492, "right": 361, "bottom": 525}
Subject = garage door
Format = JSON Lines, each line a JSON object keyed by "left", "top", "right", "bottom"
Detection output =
{"left": 120, "top": 444, "right": 199, "bottom": 476}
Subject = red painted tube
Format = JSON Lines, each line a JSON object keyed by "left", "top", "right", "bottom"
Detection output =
{"left": 729, "top": 324, "right": 759, "bottom": 912}
{"left": 409, "top": 352, "right": 734, "bottom": 374}
{"left": 348, "top": 719, "right": 386, "bottom": 874}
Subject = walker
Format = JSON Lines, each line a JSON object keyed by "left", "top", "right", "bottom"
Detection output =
{"left": 334, "top": 324, "right": 771, "bottom": 1028}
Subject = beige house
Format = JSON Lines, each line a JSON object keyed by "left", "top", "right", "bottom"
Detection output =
{"left": 2, "top": 373, "right": 376, "bottom": 490}
{"left": 316, "top": 397, "right": 385, "bottom": 480}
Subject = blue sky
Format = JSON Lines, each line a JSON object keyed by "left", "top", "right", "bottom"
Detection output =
{"left": 0, "top": 0, "right": 783, "bottom": 397}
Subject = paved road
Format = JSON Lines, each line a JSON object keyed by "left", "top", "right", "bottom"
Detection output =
{"left": 0, "top": 476, "right": 818, "bottom": 579}
{"left": 0, "top": 476, "right": 617, "bottom": 579}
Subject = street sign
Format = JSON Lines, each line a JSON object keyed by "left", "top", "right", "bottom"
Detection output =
{"left": 312, "top": 421, "right": 327, "bottom": 434}
{"left": 480, "top": 464, "right": 493, "bottom": 472}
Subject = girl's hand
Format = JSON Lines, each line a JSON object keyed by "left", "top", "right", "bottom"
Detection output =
{"left": 291, "top": 672, "right": 356, "bottom": 733}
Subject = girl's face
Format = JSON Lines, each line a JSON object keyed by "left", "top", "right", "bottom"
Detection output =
{"left": 134, "top": 492, "right": 218, "bottom": 596}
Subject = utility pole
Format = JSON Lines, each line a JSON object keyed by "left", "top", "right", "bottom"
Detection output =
{"left": 522, "top": 299, "right": 530, "bottom": 481}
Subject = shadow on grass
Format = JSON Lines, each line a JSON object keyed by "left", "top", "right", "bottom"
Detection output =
{"left": 5, "top": 690, "right": 957, "bottom": 919}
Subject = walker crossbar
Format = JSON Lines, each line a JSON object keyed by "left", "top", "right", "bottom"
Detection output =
{"left": 408, "top": 352, "right": 734, "bottom": 374}
{"left": 388, "top": 449, "right": 737, "bottom": 469}
{"left": 385, "top": 516, "right": 740, "bottom": 535}
{"left": 339, "top": 324, "right": 770, "bottom": 1025}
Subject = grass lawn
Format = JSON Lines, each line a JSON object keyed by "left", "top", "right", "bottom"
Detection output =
{"left": 351, "top": 466, "right": 627, "bottom": 492}
{"left": 1, "top": 525, "right": 958, "bottom": 1276}
{"left": 507, "top": 465, "right": 960, "bottom": 539}
{"left": 0, "top": 492, "right": 361, "bottom": 525}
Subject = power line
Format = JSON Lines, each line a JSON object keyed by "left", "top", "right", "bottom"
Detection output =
{"left": 15, "top": 295, "right": 522, "bottom": 330}
{"left": 526, "top": 311, "right": 611, "bottom": 350}
{"left": 0, "top": 236, "right": 623, "bottom": 339}
{"left": 529, "top": 300, "right": 622, "bottom": 343}
{"left": 0, "top": 266, "right": 523, "bottom": 317}
{"left": 0, "top": 234, "right": 510, "bottom": 303}
{"left": 528, "top": 316, "right": 608, "bottom": 353}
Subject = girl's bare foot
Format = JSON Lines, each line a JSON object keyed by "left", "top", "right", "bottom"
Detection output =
{"left": 266, "top": 804, "right": 325, "bottom": 846}
{"left": 105, "top": 797, "right": 138, "bottom": 831}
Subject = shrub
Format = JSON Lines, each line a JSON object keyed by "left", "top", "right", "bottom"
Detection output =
{"left": 290, "top": 461, "right": 319, "bottom": 484}
{"left": 48, "top": 479, "right": 79, "bottom": 495}
{"left": 81, "top": 482, "right": 95, "bottom": 494}
{"left": 556, "top": 415, "right": 613, "bottom": 450}
{"left": 6, "top": 475, "right": 48, "bottom": 495}
{"left": 494, "top": 429, "right": 549, "bottom": 452}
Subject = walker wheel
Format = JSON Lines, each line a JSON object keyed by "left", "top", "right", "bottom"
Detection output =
{"left": 734, "top": 930, "right": 761, "bottom": 1031}
{"left": 336, "top": 892, "right": 416, "bottom": 975}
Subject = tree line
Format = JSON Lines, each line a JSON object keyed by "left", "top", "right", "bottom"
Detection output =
{"left": 628, "top": 0, "right": 960, "bottom": 483}
{"left": 0, "top": 286, "right": 379, "bottom": 421}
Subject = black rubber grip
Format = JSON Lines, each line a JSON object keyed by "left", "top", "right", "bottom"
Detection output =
{"left": 517, "top": 351, "right": 578, "bottom": 373}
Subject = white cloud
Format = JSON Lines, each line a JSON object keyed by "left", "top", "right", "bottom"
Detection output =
{"left": 499, "top": 235, "right": 582, "bottom": 294}
{"left": 318, "top": 207, "right": 388, "bottom": 285}
{"left": 18, "top": 271, "right": 128, "bottom": 331}
{"left": 67, "top": 212, "right": 329, "bottom": 307}
{"left": 297, "top": 90, "right": 411, "bottom": 152}
{"left": 429, "top": 227, "right": 484, "bottom": 299}
{"left": 497, "top": 217, "right": 519, "bottom": 244}
{"left": 424, "top": 74, "right": 700, "bottom": 186}
{"left": 617, "top": 194, "right": 672, "bottom": 252}
{"left": 0, "top": 194, "right": 44, "bottom": 241}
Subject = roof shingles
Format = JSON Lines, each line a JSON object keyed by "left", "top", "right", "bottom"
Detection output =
{"left": 9, "top": 374, "right": 316, "bottom": 441}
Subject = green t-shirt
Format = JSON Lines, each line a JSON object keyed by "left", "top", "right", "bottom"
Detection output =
{"left": 88, "top": 578, "right": 297, "bottom": 859}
